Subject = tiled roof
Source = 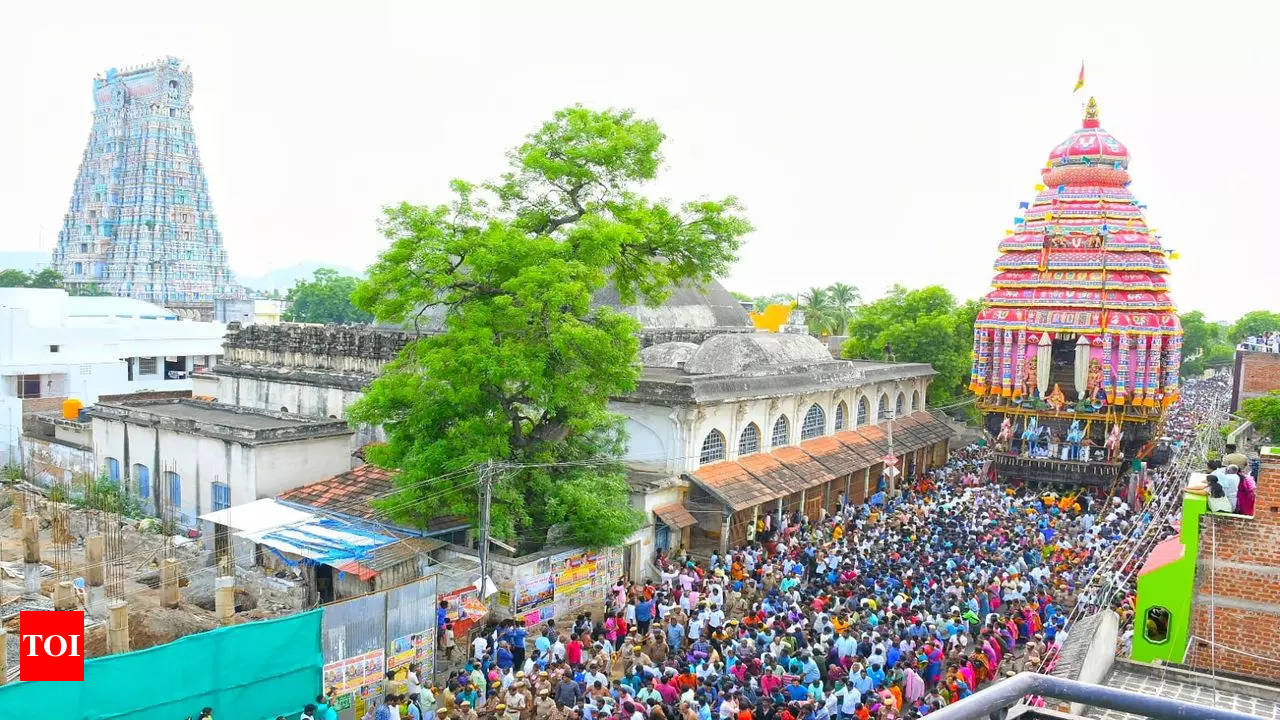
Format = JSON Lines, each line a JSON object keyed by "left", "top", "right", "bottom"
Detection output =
{"left": 690, "top": 460, "right": 778, "bottom": 511}
{"left": 278, "top": 464, "right": 395, "bottom": 521}
{"left": 278, "top": 465, "right": 470, "bottom": 534}
{"left": 738, "top": 452, "right": 808, "bottom": 496}
{"left": 688, "top": 414, "right": 954, "bottom": 513}
{"left": 832, "top": 430, "right": 883, "bottom": 466}
{"left": 799, "top": 435, "right": 865, "bottom": 477}
{"left": 771, "top": 446, "right": 838, "bottom": 488}
{"left": 653, "top": 503, "right": 697, "bottom": 530}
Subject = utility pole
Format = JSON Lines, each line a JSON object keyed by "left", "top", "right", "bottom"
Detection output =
{"left": 477, "top": 461, "right": 494, "bottom": 599}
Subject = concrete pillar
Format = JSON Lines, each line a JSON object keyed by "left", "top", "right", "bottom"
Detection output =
{"left": 85, "top": 535, "right": 105, "bottom": 586}
{"left": 22, "top": 515, "right": 40, "bottom": 596}
{"left": 9, "top": 491, "right": 22, "bottom": 529}
{"left": 53, "top": 580, "right": 76, "bottom": 610}
{"left": 107, "top": 600, "right": 129, "bottom": 654}
{"left": 160, "top": 557, "right": 180, "bottom": 608}
{"left": 85, "top": 535, "right": 106, "bottom": 618}
{"left": 719, "top": 508, "right": 731, "bottom": 556}
{"left": 215, "top": 576, "right": 235, "bottom": 624}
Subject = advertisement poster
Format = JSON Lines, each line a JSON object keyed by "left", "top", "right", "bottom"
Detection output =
{"left": 554, "top": 553, "right": 598, "bottom": 595}
{"left": 522, "top": 605, "right": 554, "bottom": 627}
{"left": 515, "top": 572, "right": 555, "bottom": 613}
{"left": 323, "top": 649, "right": 385, "bottom": 695}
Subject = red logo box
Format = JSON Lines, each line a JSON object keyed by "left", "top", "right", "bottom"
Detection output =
{"left": 19, "top": 611, "right": 85, "bottom": 681}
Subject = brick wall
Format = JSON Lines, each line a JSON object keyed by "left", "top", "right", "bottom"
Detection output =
{"left": 1185, "top": 450, "right": 1280, "bottom": 682}
{"left": 1232, "top": 350, "right": 1280, "bottom": 411}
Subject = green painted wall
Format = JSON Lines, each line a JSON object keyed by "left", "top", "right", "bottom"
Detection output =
{"left": 1131, "top": 493, "right": 1206, "bottom": 663}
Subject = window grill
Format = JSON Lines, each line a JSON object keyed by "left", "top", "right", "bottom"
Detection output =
{"left": 834, "top": 401, "right": 847, "bottom": 431}
{"left": 857, "top": 397, "right": 870, "bottom": 426}
{"left": 738, "top": 424, "right": 761, "bottom": 455}
{"left": 800, "top": 404, "right": 826, "bottom": 440}
{"left": 699, "top": 430, "right": 726, "bottom": 465}
{"left": 771, "top": 416, "right": 790, "bottom": 447}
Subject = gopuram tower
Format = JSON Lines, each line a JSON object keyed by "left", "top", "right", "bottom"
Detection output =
{"left": 52, "top": 56, "right": 241, "bottom": 317}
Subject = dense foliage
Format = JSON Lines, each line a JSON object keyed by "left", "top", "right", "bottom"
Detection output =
{"left": 1241, "top": 390, "right": 1280, "bottom": 443}
{"left": 282, "top": 268, "right": 373, "bottom": 324}
{"left": 840, "top": 285, "right": 979, "bottom": 408}
{"left": 0, "top": 267, "right": 108, "bottom": 294}
{"left": 348, "top": 107, "right": 751, "bottom": 549}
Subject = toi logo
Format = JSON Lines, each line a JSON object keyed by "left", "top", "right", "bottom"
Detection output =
{"left": 19, "top": 611, "right": 85, "bottom": 681}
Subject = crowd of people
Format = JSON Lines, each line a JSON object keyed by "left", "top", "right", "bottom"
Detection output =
{"left": 1238, "top": 331, "right": 1280, "bottom": 353}
{"left": 320, "top": 376, "right": 1229, "bottom": 720}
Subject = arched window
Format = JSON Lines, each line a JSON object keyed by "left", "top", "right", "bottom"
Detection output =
{"left": 896, "top": 393, "right": 906, "bottom": 416}
{"left": 771, "top": 415, "right": 790, "bottom": 447}
{"left": 738, "top": 423, "right": 761, "bottom": 456}
{"left": 105, "top": 457, "right": 121, "bottom": 482}
{"left": 834, "top": 401, "right": 848, "bottom": 431}
{"left": 800, "top": 404, "right": 826, "bottom": 440}
{"left": 164, "top": 471, "right": 181, "bottom": 509}
{"left": 132, "top": 463, "right": 150, "bottom": 500}
{"left": 1144, "top": 606, "right": 1171, "bottom": 644}
{"left": 911, "top": 390, "right": 921, "bottom": 411}
{"left": 699, "top": 430, "right": 726, "bottom": 464}
{"left": 878, "top": 393, "right": 891, "bottom": 420}
{"left": 857, "top": 397, "right": 870, "bottom": 426}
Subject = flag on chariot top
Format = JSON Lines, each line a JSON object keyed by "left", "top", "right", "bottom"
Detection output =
{"left": 1074, "top": 62, "right": 1085, "bottom": 93}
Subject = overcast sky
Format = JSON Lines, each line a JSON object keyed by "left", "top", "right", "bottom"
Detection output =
{"left": 3, "top": 1, "right": 1276, "bottom": 321}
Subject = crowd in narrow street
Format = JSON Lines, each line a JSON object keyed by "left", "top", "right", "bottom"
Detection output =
{"left": 350, "top": 377, "right": 1228, "bottom": 720}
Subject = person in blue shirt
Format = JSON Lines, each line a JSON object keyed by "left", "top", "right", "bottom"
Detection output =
{"left": 509, "top": 625, "right": 528, "bottom": 668}
{"left": 786, "top": 679, "right": 809, "bottom": 702}
{"left": 494, "top": 642, "right": 513, "bottom": 671}
{"left": 666, "top": 620, "right": 685, "bottom": 653}
{"left": 635, "top": 597, "right": 654, "bottom": 634}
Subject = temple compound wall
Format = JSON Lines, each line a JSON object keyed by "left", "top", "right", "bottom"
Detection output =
{"left": 204, "top": 324, "right": 414, "bottom": 451}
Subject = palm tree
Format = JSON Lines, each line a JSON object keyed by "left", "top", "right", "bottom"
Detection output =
{"left": 798, "top": 286, "right": 836, "bottom": 335}
{"left": 826, "top": 282, "right": 860, "bottom": 335}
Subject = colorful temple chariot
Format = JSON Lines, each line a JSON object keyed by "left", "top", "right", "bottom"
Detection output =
{"left": 971, "top": 98, "right": 1182, "bottom": 485}
{"left": 52, "top": 56, "right": 242, "bottom": 318}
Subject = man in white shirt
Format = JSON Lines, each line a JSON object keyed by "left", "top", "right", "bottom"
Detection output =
{"left": 472, "top": 635, "right": 488, "bottom": 661}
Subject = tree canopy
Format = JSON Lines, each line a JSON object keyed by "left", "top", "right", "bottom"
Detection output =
{"left": 282, "top": 268, "right": 372, "bottom": 325}
{"left": 0, "top": 267, "right": 109, "bottom": 295}
{"left": 1229, "top": 310, "right": 1280, "bottom": 344}
{"left": 794, "top": 282, "right": 860, "bottom": 335}
{"left": 1242, "top": 390, "right": 1280, "bottom": 443}
{"left": 348, "top": 106, "right": 751, "bottom": 549}
{"left": 840, "top": 285, "right": 977, "bottom": 408}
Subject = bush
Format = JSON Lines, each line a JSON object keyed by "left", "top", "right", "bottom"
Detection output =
{"left": 71, "top": 473, "right": 145, "bottom": 519}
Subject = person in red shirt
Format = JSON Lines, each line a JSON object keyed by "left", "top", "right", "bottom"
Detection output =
{"left": 565, "top": 636, "right": 583, "bottom": 666}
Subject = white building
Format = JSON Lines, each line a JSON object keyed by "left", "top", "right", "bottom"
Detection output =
{"left": 0, "top": 288, "right": 226, "bottom": 458}
{"left": 87, "top": 398, "right": 353, "bottom": 529}
{"left": 612, "top": 332, "right": 952, "bottom": 570}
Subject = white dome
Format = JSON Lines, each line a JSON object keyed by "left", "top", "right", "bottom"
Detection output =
{"left": 685, "top": 333, "right": 834, "bottom": 375}
{"left": 640, "top": 341, "right": 700, "bottom": 368}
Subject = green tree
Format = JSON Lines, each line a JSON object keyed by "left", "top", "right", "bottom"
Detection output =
{"left": 826, "top": 282, "right": 860, "bottom": 335}
{"left": 348, "top": 107, "right": 751, "bottom": 549}
{"left": 1179, "top": 311, "right": 1223, "bottom": 359}
{"left": 1229, "top": 310, "right": 1280, "bottom": 344}
{"left": 797, "top": 286, "right": 836, "bottom": 334}
{"left": 0, "top": 269, "right": 28, "bottom": 287}
{"left": 67, "top": 282, "right": 111, "bottom": 297}
{"left": 27, "top": 268, "right": 64, "bottom": 288}
{"left": 1241, "top": 390, "right": 1280, "bottom": 442}
{"left": 1203, "top": 344, "right": 1236, "bottom": 368}
{"left": 841, "top": 285, "right": 976, "bottom": 406}
{"left": 751, "top": 293, "right": 793, "bottom": 313}
{"left": 282, "top": 268, "right": 373, "bottom": 324}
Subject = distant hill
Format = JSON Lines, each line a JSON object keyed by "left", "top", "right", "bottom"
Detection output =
{"left": 0, "top": 251, "right": 52, "bottom": 272}
{"left": 235, "top": 261, "right": 363, "bottom": 292}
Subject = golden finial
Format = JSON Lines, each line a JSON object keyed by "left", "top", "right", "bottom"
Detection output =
{"left": 1084, "top": 97, "right": 1100, "bottom": 125}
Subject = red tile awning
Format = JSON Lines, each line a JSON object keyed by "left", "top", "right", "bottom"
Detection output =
{"left": 653, "top": 503, "right": 697, "bottom": 530}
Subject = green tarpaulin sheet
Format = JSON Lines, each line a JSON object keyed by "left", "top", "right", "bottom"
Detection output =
{"left": 0, "top": 609, "right": 322, "bottom": 720}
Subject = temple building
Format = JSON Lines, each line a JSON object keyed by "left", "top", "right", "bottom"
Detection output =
{"left": 52, "top": 57, "right": 241, "bottom": 318}
{"left": 971, "top": 98, "right": 1182, "bottom": 485}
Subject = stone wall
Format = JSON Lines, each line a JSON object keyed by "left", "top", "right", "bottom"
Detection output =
{"left": 235, "top": 565, "right": 307, "bottom": 614}
{"left": 1232, "top": 350, "right": 1280, "bottom": 411}
{"left": 221, "top": 323, "right": 415, "bottom": 374}
{"left": 1185, "top": 448, "right": 1280, "bottom": 683}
